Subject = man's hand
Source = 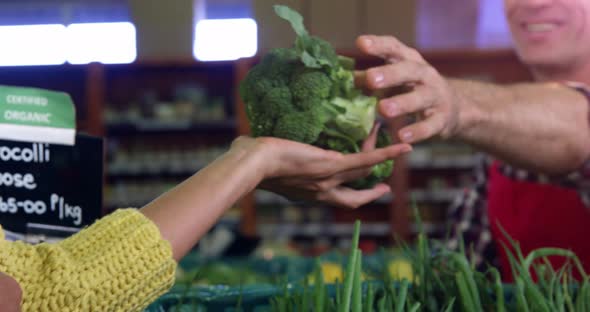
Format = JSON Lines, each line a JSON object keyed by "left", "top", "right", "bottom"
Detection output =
{"left": 355, "top": 35, "right": 590, "bottom": 175}
{"left": 247, "top": 124, "right": 412, "bottom": 209}
{"left": 356, "top": 35, "right": 463, "bottom": 143}
{"left": 0, "top": 272, "right": 22, "bottom": 312}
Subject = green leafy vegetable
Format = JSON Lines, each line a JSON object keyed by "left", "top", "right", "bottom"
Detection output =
{"left": 240, "top": 5, "right": 393, "bottom": 189}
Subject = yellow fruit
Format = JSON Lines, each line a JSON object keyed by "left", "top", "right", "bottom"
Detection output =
{"left": 388, "top": 259, "right": 414, "bottom": 282}
{"left": 361, "top": 272, "right": 369, "bottom": 281}
{"left": 307, "top": 262, "right": 344, "bottom": 284}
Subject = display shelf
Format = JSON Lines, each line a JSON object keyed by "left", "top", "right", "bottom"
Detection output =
{"left": 411, "top": 188, "right": 463, "bottom": 203}
{"left": 106, "top": 170, "right": 197, "bottom": 181}
{"left": 410, "top": 222, "right": 446, "bottom": 235}
{"left": 257, "top": 222, "right": 392, "bottom": 237}
{"left": 255, "top": 190, "right": 394, "bottom": 206}
{"left": 409, "top": 156, "right": 476, "bottom": 170}
{"left": 254, "top": 188, "right": 461, "bottom": 207}
{"left": 99, "top": 60, "right": 240, "bottom": 222}
{"left": 106, "top": 120, "right": 237, "bottom": 136}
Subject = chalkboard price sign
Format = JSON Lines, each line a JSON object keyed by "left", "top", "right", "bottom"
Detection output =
{"left": 0, "top": 134, "right": 103, "bottom": 242}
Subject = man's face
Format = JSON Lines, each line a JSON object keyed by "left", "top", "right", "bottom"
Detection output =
{"left": 504, "top": 0, "right": 590, "bottom": 69}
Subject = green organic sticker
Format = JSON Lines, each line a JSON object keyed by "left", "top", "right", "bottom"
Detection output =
{"left": 0, "top": 85, "right": 76, "bottom": 145}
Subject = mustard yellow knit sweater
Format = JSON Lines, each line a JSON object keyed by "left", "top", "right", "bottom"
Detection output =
{"left": 0, "top": 209, "right": 177, "bottom": 312}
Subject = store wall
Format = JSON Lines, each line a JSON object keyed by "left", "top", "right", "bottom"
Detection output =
{"left": 254, "top": 0, "right": 416, "bottom": 53}
{"left": 128, "top": 0, "right": 417, "bottom": 60}
{"left": 128, "top": 0, "right": 499, "bottom": 60}
{"left": 417, "top": 0, "right": 479, "bottom": 50}
{"left": 129, "top": 0, "right": 195, "bottom": 61}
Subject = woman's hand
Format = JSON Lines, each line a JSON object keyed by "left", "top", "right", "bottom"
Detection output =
{"left": 143, "top": 133, "right": 410, "bottom": 260}
{"left": 0, "top": 272, "right": 22, "bottom": 312}
{"left": 240, "top": 124, "right": 412, "bottom": 209}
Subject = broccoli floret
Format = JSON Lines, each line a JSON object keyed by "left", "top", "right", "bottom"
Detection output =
{"left": 291, "top": 69, "right": 332, "bottom": 110}
{"left": 263, "top": 48, "right": 299, "bottom": 83}
{"left": 239, "top": 4, "right": 396, "bottom": 190}
{"left": 239, "top": 66, "right": 273, "bottom": 104}
{"left": 330, "top": 66, "right": 356, "bottom": 97}
{"left": 261, "top": 86, "right": 295, "bottom": 119}
{"left": 246, "top": 103, "right": 275, "bottom": 137}
{"left": 291, "top": 69, "right": 332, "bottom": 100}
{"left": 274, "top": 110, "right": 324, "bottom": 143}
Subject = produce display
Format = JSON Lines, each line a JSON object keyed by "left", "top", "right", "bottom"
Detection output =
{"left": 176, "top": 263, "right": 274, "bottom": 287}
{"left": 265, "top": 220, "right": 590, "bottom": 311}
{"left": 149, "top": 215, "right": 590, "bottom": 312}
{"left": 239, "top": 5, "right": 393, "bottom": 189}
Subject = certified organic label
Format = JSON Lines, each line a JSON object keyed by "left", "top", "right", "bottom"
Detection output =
{"left": 0, "top": 85, "right": 76, "bottom": 146}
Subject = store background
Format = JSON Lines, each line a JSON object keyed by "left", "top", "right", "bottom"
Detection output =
{"left": 0, "top": 0, "right": 530, "bottom": 256}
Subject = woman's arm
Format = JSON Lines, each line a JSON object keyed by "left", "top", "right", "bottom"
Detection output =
{"left": 0, "top": 136, "right": 409, "bottom": 311}
{"left": 140, "top": 137, "right": 268, "bottom": 261}
{"left": 141, "top": 136, "right": 411, "bottom": 260}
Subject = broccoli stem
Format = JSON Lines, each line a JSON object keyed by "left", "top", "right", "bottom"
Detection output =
{"left": 322, "top": 128, "right": 360, "bottom": 153}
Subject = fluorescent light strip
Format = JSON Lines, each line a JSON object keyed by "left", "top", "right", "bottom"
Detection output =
{"left": 65, "top": 22, "right": 137, "bottom": 64}
{"left": 194, "top": 18, "right": 257, "bottom": 61}
{"left": 0, "top": 22, "right": 137, "bottom": 66}
{"left": 0, "top": 24, "right": 67, "bottom": 66}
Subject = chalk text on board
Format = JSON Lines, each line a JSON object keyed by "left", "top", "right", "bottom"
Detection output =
{"left": 50, "top": 194, "right": 82, "bottom": 226}
{"left": 0, "top": 196, "right": 46, "bottom": 215}
{"left": 0, "top": 172, "right": 37, "bottom": 190}
{"left": 0, "top": 143, "right": 50, "bottom": 163}
{"left": 0, "top": 194, "right": 83, "bottom": 226}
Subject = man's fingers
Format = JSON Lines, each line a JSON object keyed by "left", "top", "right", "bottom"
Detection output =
{"left": 398, "top": 114, "right": 446, "bottom": 143}
{"left": 356, "top": 35, "right": 424, "bottom": 63}
{"left": 365, "top": 61, "right": 427, "bottom": 90}
{"left": 321, "top": 183, "right": 391, "bottom": 209}
{"left": 379, "top": 88, "right": 436, "bottom": 119}
{"left": 354, "top": 70, "right": 368, "bottom": 89}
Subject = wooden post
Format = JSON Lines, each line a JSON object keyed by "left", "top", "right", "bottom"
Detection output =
{"left": 389, "top": 118, "right": 410, "bottom": 243}
{"left": 235, "top": 58, "right": 257, "bottom": 236}
{"left": 85, "top": 63, "right": 105, "bottom": 137}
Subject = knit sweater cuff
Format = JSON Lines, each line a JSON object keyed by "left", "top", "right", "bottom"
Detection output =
{"left": 0, "top": 208, "right": 177, "bottom": 312}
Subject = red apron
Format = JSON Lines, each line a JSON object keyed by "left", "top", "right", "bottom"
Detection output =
{"left": 487, "top": 161, "right": 590, "bottom": 282}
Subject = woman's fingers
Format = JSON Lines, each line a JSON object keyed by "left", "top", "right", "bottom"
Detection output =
{"left": 328, "top": 143, "right": 411, "bottom": 174}
{"left": 362, "top": 122, "right": 381, "bottom": 152}
{"left": 318, "top": 183, "right": 392, "bottom": 209}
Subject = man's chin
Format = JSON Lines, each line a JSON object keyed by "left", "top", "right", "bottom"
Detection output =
{"left": 516, "top": 48, "right": 567, "bottom": 69}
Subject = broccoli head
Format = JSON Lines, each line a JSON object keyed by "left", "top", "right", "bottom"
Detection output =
{"left": 239, "top": 5, "right": 395, "bottom": 190}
